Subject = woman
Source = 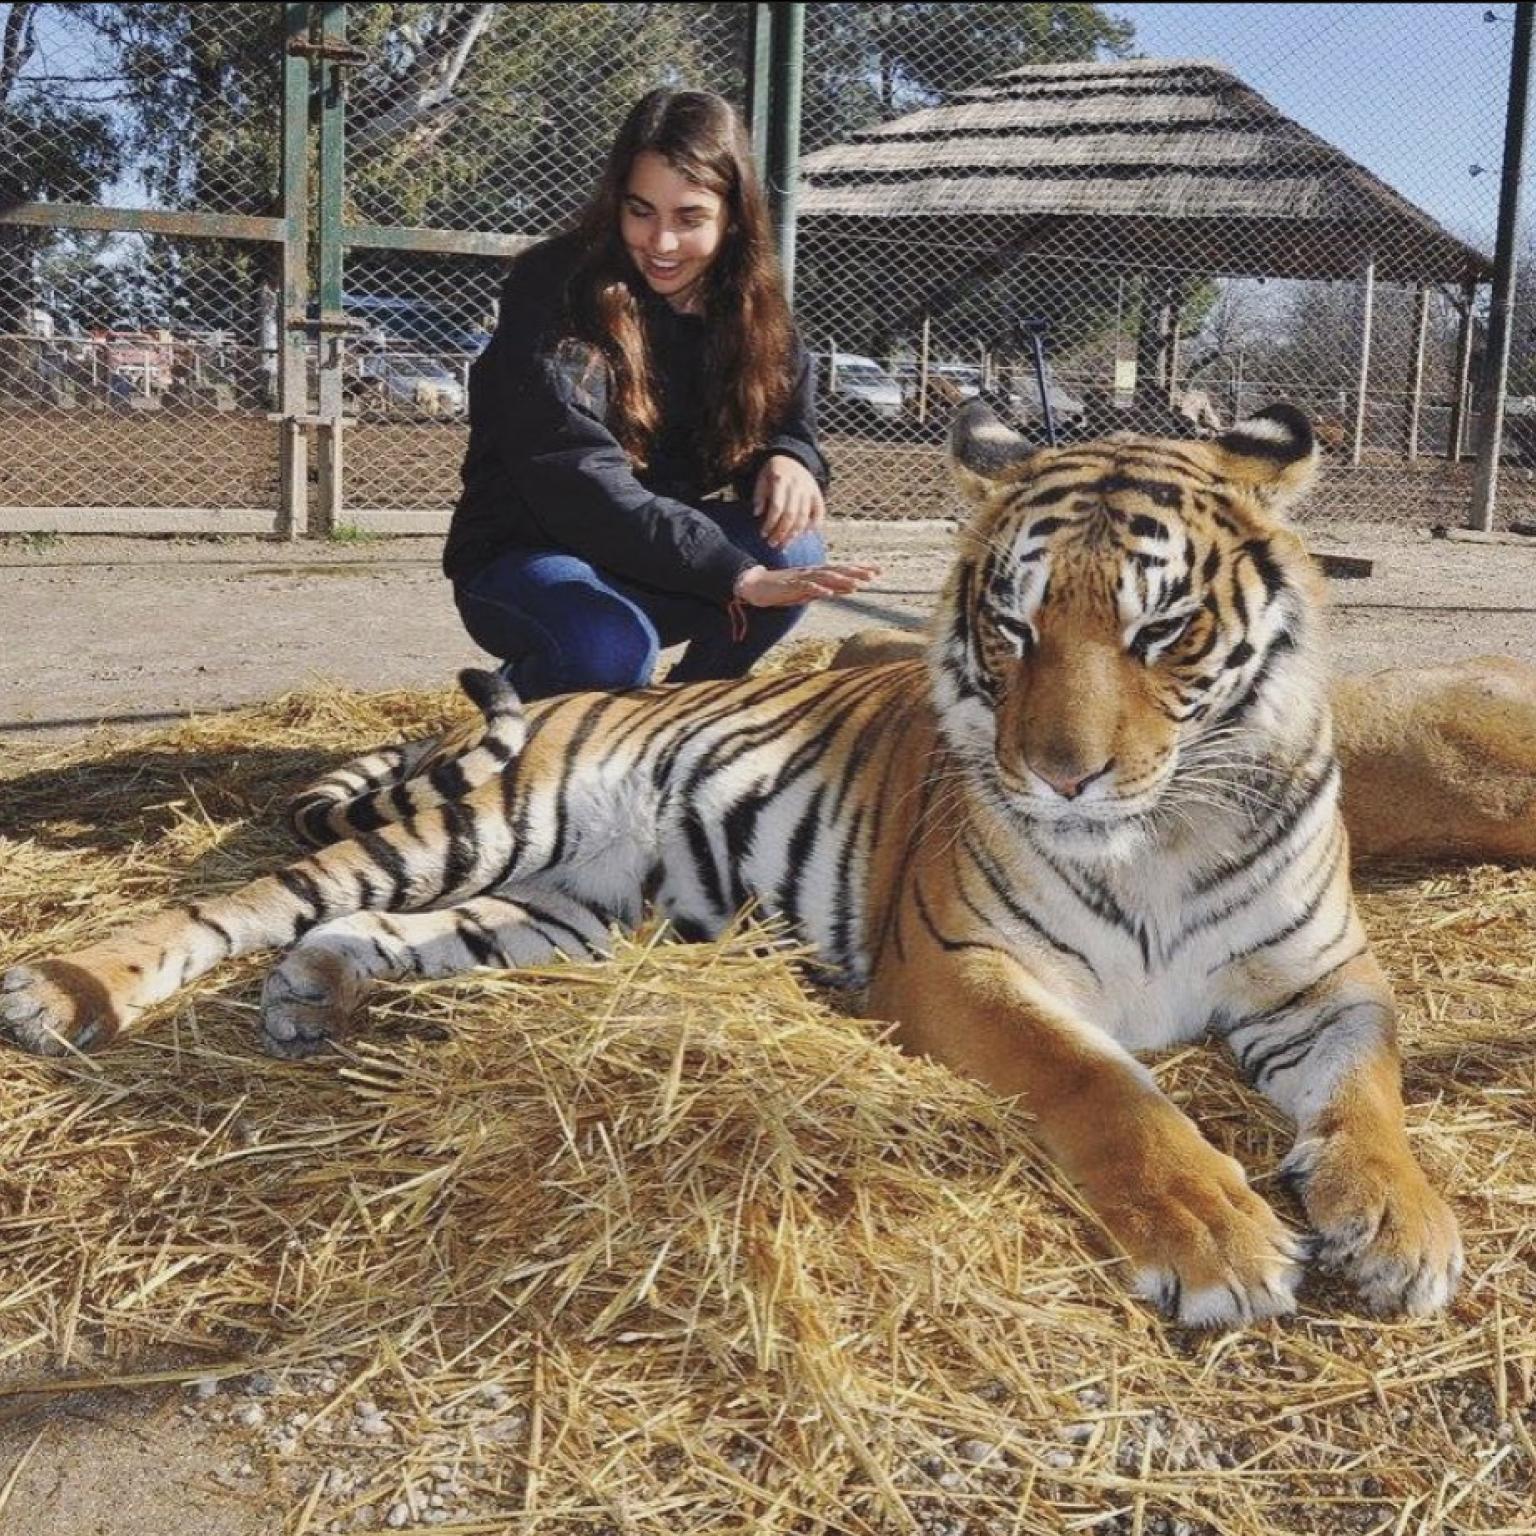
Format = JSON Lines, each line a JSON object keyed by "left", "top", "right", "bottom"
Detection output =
{"left": 444, "top": 88, "right": 877, "bottom": 699}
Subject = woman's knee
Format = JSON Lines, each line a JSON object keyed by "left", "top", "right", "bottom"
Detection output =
{"left": 555, "top": 605, "right": 659, "bottom": 691}
{"left": 455, "top": 561, "right": 660, "bottom": 694}
{"left": 757, "top": 528, "right": 827, "bottom": 573}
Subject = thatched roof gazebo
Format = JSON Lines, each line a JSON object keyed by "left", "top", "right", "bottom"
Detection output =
{"left": 798, "top": 57, "right": 1493, "bottom": 459}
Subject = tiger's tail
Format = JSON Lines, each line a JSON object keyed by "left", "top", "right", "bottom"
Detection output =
{"left": 287, "top": 668, "right": 525, "bottom": 848}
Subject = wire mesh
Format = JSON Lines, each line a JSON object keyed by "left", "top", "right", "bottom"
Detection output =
{"left": 795, "top": 2, "right": 1520, "bottom": 528}
{"left": 337, "top": 248, "right": 503, "bottom": 514}
{"left": 0, "top": 2, "right": 287, "bottom": 215}
{"left": 343, "top": 3, "right": 747, "bottom": 234}
{"left": 0, "top": 230, "right": 282, "bottom": 511}
{"left": 0, "top": 1, "right": 289, "bottom": 515}
{"left": 2, "top": 2, "right": 1533, "bottom": 532}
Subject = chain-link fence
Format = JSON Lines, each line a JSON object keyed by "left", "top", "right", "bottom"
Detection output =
{"left": 0, "top": 2, "right": 1528, "bottom": 533}
{"left": 795, "top": 2, "right": 1519, "bottom": 529}
{"left": 0, "top": 3, "right": 295, "bottom": 528}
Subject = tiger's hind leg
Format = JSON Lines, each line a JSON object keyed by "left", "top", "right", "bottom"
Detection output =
{"left": 1, "top": 786, "right": 519, "bottom": 1056}
{"left": 260, "top": 886, "right": 611, "bottom": 1058}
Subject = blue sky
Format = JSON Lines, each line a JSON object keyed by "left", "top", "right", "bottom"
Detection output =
{"left": 1108, "top": 2, "right": 1517, "bottom": 251}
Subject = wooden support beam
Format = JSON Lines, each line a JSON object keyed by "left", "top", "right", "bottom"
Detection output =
{"left": 1351, "top": 258, "right": 1376, "bottom": 467}
{"left": 1404, "top": 284, "right": 1430, "bottom": 462}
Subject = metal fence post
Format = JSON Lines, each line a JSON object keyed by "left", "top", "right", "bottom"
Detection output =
{"left": 1470, "top": 0, "right": 1535, "bottom": 530}
{"left": 746, "top": 4, "right": 774, "bottom": 160}
{"left": 314, "top": 3, "right": 350, "bottom": 536}
{"left": 1449, "top": 280, "right": 1477, "bottom": 461}
{"left": 1350, "top": 258, "right": 1375, "bottom": 467}
{"left": 1404, "top": 284, "right": 1429, "bottom": 463}
{"left": 766, "top": 3, "right": 805, "bottom": 306}
{"left": 278, "top": 2, "right": 312, "bottom": 538}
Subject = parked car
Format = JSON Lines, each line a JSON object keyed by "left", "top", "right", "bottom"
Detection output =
{"left": 350, "top": 350, "right": 467, "bottom": 418}
{"left": 818, "top": 352, "right": 904, "bottom": 418}
{"left": 326, "top": 294, "right": 492, "bottom": 359}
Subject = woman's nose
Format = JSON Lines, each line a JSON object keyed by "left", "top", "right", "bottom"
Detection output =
{"left": 654, "top": 228, "right": 679, "bottom": 253}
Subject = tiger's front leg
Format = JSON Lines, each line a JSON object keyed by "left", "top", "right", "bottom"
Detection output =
{"left": 871, "top": 949, "right": 1306, "bottom": 1326}
{"left": 0, "top": 791, "right": 516, "bottom": 1055}
{"left": 1224, "top": 948, "right": 1462, "bottom": 1314}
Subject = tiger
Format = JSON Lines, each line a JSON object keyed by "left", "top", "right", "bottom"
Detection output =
{"left": 0, "top": 401, "right": 1463, "bottom": 1327}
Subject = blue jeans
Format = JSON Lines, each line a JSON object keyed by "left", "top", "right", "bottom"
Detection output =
{"left": 453, "top": 500, "right": 825, "bottom": 700}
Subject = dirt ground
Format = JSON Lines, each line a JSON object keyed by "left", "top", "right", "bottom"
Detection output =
{"left": 3, "top": 518, "right": 1536, "bottom": 745}
{"left": 4, "top": 515, "right": 1536, "bottom": 1535}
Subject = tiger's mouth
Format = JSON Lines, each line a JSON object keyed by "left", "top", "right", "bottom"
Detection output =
{"left": 975, "top": 749, "right": 1185, "bottom": 861}
{"left": 991, "top": 754, "right": 1176, "bottom": 823}
{"left": 1022, "top": 803, "right": 1157, "bottom": 862}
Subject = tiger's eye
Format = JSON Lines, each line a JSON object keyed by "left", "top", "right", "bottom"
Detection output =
{"left": 993, "top": 612, "right": 1035, "bottom": 652}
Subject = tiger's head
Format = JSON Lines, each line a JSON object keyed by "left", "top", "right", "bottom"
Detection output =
{"left": 931, "top": 401, "right": 1326, "bottom": 859}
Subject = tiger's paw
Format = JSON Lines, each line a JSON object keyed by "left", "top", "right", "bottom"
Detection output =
{"left": 260, "top": 952, "right": 362, "bottom": 1060}
{"left": 1, "top": 961, "right": 122, "bottom": 1055}
{"left": 1284, "top": 1138, "right": 1463, "bottom": 1315}
{"left": 1105, "top": 1147, "right": 1305, "bottom": 1327}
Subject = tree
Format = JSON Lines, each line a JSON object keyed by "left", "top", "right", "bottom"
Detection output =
{"left": 345, "top": 3, "right": 741, "bottom": 234}
{"left": 0, "top": 3, "right": 123, "bottom": 383}
{"left": 800, "top": 2, "right": 1133, "bottom": 152}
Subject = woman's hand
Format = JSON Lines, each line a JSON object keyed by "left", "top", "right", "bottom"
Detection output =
{"left": 733, "top": 561, "right": 879, "bottom": 608}
{"left": 753, "top": 454, "right": 826, "bottom": 551}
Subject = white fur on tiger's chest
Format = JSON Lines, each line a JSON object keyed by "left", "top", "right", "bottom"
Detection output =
{"left": 1074, "top": 929, "right": 1226, "bottom": 1055}
{"left": 1003, "top": 846, "right": 1323, "bottom": 1058}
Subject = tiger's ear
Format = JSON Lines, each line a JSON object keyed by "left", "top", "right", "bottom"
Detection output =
{"left": 948, "top": 398, "right": 1048, "bottom": 505}
{"left": 1211, "top": 403, "right": 1318, "bottom": 515}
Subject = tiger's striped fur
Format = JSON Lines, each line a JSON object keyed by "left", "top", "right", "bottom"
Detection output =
{"left": 0, "top": 402, "right": 1461, "bottom": 1325}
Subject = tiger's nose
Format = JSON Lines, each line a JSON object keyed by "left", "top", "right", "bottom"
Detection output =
{"left": 1031, "top": 759, "right": 1113, "bottom": 800}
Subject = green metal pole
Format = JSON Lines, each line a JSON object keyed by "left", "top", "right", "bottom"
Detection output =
{"left": 316, "top": 2, "right": 347, "bottom": 534}
{"left": 767, "top": 3, "right": 805, "bottom": 306}
{"left": 746, "top": 4, "right": 773, "bottom": 163}
{"left": 279, "top": 2, "right": 312, "bottom": 537}
{"left": 1470, "top": 0, "right": 1535, "bottom": 529}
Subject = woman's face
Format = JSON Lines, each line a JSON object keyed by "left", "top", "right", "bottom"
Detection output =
{"left": 620, "top": 150, "right": 729, "bottom": 314}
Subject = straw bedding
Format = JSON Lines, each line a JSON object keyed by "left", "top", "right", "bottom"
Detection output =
{"left": 1, "top": 651, "right": 1533, "bottom": 1535}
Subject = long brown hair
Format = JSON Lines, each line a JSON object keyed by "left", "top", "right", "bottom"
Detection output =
{"left": 563, "top": 89, "right": 796, "bottom": 480}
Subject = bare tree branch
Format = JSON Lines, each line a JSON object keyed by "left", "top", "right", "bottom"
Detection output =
{"left": 1, "top": 2, "right": 42, "bottom": 106}
{"left": 351, "top": 3, "right": 496, "bottom": 159}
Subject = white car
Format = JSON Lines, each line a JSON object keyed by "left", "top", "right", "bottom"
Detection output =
{"left": 821, "top": 352, "right": 903, "bottom": 418}
{"left": 351, "top": 351, "right": 467, "bottom": 418}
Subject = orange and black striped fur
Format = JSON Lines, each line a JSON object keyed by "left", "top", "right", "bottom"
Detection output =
{"left": 1, "top": 403, "right": 1461, "bottom": 1325}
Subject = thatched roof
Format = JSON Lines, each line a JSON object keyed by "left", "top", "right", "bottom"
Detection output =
{"left": 800, "top": 58, "right": 1490, "bottom": 287}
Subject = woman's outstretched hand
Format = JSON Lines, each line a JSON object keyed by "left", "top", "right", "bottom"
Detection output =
{"left": 733, "top": 561, "right": 879, "bottom": 608}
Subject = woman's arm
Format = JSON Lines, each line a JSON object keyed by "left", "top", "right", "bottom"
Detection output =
{"left": 752, "top": 330, "right": 830, "bottom": 489}
{"left": 482, "top": 257, "right": 756, "bottom": 603}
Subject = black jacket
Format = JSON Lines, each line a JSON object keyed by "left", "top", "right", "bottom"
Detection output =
{"left": 443, "top": 233, "right": 829, "bottom": 602}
